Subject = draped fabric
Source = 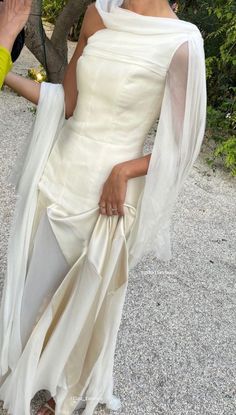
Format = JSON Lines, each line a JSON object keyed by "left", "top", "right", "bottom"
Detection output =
{"left": 0, "top": 83, "right": 65, "bottom": 374}
{"left": 127, "top": 35, "right": 207, "bottom": 268}
{"left": 1, "top": 0, "right": 207, "bottom": 389}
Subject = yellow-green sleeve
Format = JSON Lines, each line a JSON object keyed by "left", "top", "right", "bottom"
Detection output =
{"left": 0, "top": 45, "right": 13, "bottom": 89}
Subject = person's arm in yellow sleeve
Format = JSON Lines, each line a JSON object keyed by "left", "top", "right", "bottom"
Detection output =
{"left": 0, "top": 0, "right": 32, "bottom": 88}
{"left": 0, "top": 45, "right": 13, "bottom": 89}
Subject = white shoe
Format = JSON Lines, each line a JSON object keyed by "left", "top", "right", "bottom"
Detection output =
{"left": 101, "top": 394, "right": 122, "bottom": 410}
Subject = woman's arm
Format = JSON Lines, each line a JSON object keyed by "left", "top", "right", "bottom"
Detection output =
{"left": 4, "top": 71, "right": 40, "bottom": 105}
{"left": 98, "top": 154, "right": 152, "bottom": 216}
{"left": 114, "top": 153, "right": 152, "bottom": 180}
{"left": 63, "top": 2, "right": 105, "bottom": 119}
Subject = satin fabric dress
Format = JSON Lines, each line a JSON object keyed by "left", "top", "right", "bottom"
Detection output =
{"left": 0, "top": 1, "right": 206, "bottom": 415}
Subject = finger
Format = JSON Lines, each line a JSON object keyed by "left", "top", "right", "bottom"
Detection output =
{"left": 117, "top": 202, "right": 125, "bottom": 216}
{"left": 111, "top": 204, "right": 119, "bottom": 216}
{"left": 98, "top": 199, "right": 105, "bottom": 215}
{"left": 106, "top": 202, "right": 113, "bottom": 217}
{"left": 101, "top": 207, "right": 107, "bottom": 215}
{"left": 10, "top": 0, "right": 17, "bottom": 13}
{"left": 98, "top": 202, "right": 107, "bottom": 215}
{"left": 24, "top": 0, "right": 32, "bottom": 12}
{"left": 5, "top": 0, "right": 10, "bottom": 14}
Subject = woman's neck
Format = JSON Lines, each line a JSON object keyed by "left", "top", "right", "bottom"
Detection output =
{"left": 120, "top": 0, "right": 174, "bottom": 18}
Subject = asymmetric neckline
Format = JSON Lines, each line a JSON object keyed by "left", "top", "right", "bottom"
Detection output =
{"left": 95, "top": 0, "right": 201, "bottom": 35}
{"left": 111, "top": 2, "right": 199, "bottom": 29}
{"left": 116, "top": 4, "right": 181, "bottom": 21}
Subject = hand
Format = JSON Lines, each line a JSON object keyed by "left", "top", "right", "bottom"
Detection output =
{"left": 98, "top": 165, "right": 129, "bottom": 217}
{"left": 0, "top": 0, "right": 32, "bottom": 51}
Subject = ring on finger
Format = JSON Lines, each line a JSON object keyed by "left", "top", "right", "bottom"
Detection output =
{"left": 111, "top": 207, "right": 118, "bottom": 215}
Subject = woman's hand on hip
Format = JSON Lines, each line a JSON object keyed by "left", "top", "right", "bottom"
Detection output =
{"left": 98, "top": 164, "right": 129, "bottom": 217}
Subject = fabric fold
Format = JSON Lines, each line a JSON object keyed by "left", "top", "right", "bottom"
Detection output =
{"left": 0, "top": 83, "right": 66, "bottom": 375}
{"left": 0, "top": 201, "right": 135, "bottom": 415}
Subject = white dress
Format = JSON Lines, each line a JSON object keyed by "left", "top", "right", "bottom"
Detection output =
{"left": 0, "top": 1, "right": 207, "bottom": 414}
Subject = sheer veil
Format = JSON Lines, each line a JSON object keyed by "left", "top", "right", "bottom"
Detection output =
{"left": 1, "top": 83, "right": 65, "bottom": 373}
{"left": 127, "top": 35, "right": 207, "bottom": 269}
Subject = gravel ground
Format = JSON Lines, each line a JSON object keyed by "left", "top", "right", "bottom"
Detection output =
{"left": 0, "top": 35, "right": 236, "bottom": 415}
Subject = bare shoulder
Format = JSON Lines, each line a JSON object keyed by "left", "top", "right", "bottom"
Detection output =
{"left": 82, "top": 1, "right": 106, "bottom": 39}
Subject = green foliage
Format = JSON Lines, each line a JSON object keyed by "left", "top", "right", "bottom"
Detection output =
{"left": 42, "top": 0, "right": 84, "bottom": 41}
{"left": 206, "top": 99, "right": 236, "bottom": 175}
{"left": 28, "top": 65, "right": 47, "bottom": 83}
{"left": 205, "top": 1, "right": 236, "bottom": 176}
{"left": 42, "top": 0, "right": 67, "bottom": 24}
{"left": 28, "top": 106, "right": 37, "bottom": 115}
{"left": 213, "top": 136, "right": 236, "bottom": 176}
{"left": 177, "top": 0, "right": 236, "bottom": 176}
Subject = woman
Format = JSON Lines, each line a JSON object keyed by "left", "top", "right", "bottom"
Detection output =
{"left": 0, "top": 0, "right": 207, "bottom": 414}
{"left": 0, "top": 0, "right": 32, "bottom": 88}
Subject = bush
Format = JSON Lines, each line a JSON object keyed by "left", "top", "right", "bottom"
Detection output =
{"left": 178, "top": 0, "right": 236, "bottom": 176}
{"left": 28, "top": 65, "right": 47, "bottom": 83}
{"left": 42, "top": 0, "right": 67, "bottom": 24}
{"left": 42, "top": 0, "right": 85, "bottom": 41}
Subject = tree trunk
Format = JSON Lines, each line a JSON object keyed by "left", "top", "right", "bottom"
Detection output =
{"left": 51, "top": 0, "right": 91, "bottom": 59}
{"left": 25, "top": 0, "right": 91, "bottom": 82}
